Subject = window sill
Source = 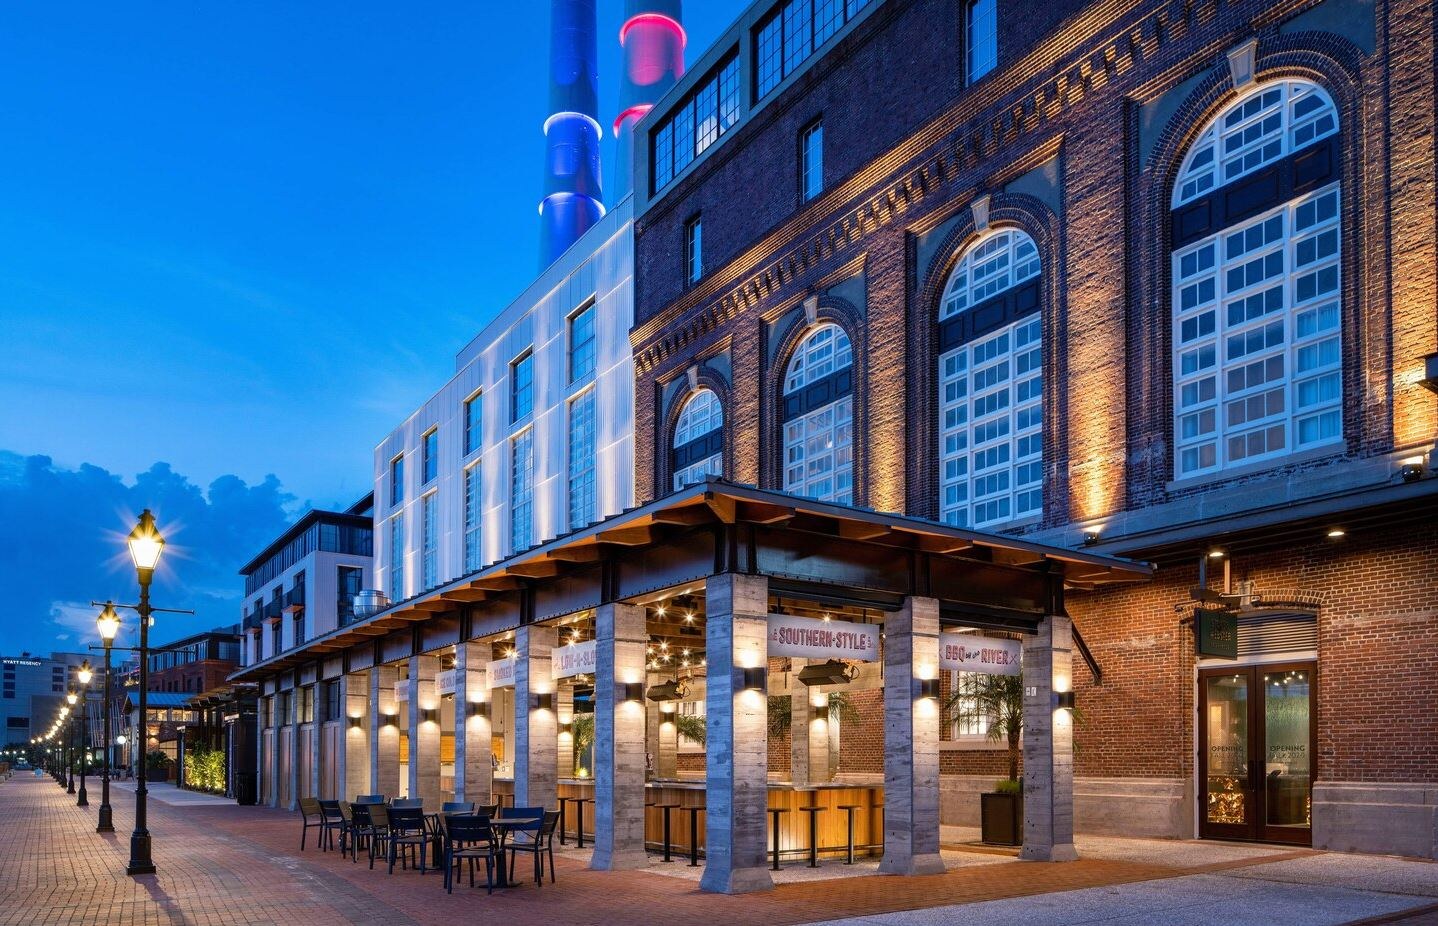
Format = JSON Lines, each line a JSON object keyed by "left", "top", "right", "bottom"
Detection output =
{"left": 941, "top": 739, "right": 1007, "bottom": 752}
{"left": 1166, "top": 442, "right": 1345, "bottom": 493}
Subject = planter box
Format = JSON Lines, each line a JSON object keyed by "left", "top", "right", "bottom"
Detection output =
{"left": 981, "top": 792, "right": 1023, "bottom": 846}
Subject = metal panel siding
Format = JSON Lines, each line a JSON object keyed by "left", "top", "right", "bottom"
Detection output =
{"left": 1236, "top": 612, "right": 1318, "bottom": 658}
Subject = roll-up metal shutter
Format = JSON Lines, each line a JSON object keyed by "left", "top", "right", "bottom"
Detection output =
{"left": 1235, "top": 611, "right": 1317, "bottom": 658}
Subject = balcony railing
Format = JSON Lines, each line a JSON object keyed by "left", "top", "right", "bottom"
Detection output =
{"left": 263, "top": 600, "right": 282, "bottom": 622}
{"left": 283, "top": 585, "right": 306, "bottom": 612}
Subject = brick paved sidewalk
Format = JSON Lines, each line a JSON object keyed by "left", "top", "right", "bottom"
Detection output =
{"left": 0, "top": 775, "right": 1365, "bottom": 926}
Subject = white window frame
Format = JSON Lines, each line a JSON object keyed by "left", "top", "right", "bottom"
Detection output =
{"left": 967, "top": 0, "right": 997, "bottom": 84}
{"left": 937, "top": 228, "right": 1043, "bottom": 530}
{"left": 782, "top": 323, "right": 854, "bottom": 504}
{"left": 388, "top": 512, "right": 405, "bottom": 603}
{"left": 567, "top": 388, "right": 597, "bottom": 530}
{"left": 672, "top": 388, "right": 724, "bottom": 490}
{"left": 510, "top": 429, "right": 535, "bottom": 554}
{"left": 420, "top": 491, "right": 438, "bottom": 591}
{"left": 463, "top": 461, "right": 483, "bottom": 572}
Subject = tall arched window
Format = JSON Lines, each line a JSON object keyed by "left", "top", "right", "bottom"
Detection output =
{"left": 782, "top": 323, "right": 854, "bottom": 504}
{"left": 1170, "top": 80, "right": 1341, "bottom": 478}
{"left": 937, "top": 228, "right": 1042, "bottom": 529}
{"left": 672, "top": 388, "right": 724, "bottom": 490}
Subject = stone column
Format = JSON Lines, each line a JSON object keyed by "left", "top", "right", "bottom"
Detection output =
{"left": 788, "top": 660, "right": 829, "bottom": 786}
{"left": 557, "top": 685, "right": 575, "bottom": 778}
{"left": 453, "top": 643, "right": 492, "bottom": 803}
{"left": 700, "top": 573, "right": 773, "bottom": 894}
{"left": 285, "top": 714, "right": 300, "bottom": 810}
{"left": 1021, "top": 614, "right": 1078, "bottom": 862}
{"left": 591, "top": 602, "right": 648, "bottom": 870}
{"left": 879, "top": 596, "right": 946, "bottom": 876}
{"left": 513, "top": 624, "right": 557, "bottom": 810}
{"left": 656, "top": 699, "right": 678, "bottom": 778}
{"left": 408, "top": 654, "right": 441, "bottom": 808}
{"left": 340, "top": 671, "right": 369, "bottom": 800}
{"left": 308, "top": 717, "right": 322, "bottom": 799}
{"left": 370, "top": 665, "right": 401, "bottom": 799}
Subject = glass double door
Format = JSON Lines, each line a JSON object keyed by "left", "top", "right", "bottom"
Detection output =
{"left": 1199, "top": 663, "right": 1315, "bottom": 844}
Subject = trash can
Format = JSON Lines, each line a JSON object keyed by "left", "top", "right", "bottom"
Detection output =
{"left": 234, "top": 770, "right": 258, "bottom": 806}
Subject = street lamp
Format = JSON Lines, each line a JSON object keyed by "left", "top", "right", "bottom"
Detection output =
{"left": 65, "top": 690, "right": 78, "bottom": 794}
{"left": 76, "top": 660, "right": 93, "bottom": 807}
{"left": 96, "top": 603, "right": 120, "bottom": 833}
{"left": 126, "top": 509, "right": 164, "bottom": 877}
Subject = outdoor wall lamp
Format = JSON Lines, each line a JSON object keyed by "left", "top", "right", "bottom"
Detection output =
{"left": 1399, "top": 455, "right": 1426, "bottom": 483}
{"left": 915, "top": 678, "right": 940, "bottom": 701}
{"left": 467, "top": 701, "right": 490, "bottom": 720}
{"left": 620, "top": 681, "right": 644, "bottom": 703}
{"left": 1082, "top": 529, "right": 1101, "bottom": 546}
{"left": 420, "top": 708, "right": 438, "bottom": 725}
{"left": 812, "top": 703, "right": 829, "bottom": 721}
{"left": 1054, "top": 690, "right": 1076, "bottom": 711}
{"left": 381, "top": 712, "right": 397, "bottom": 727}
{"left": 348, "top": 716, "right": 364, "bottom": 729}
{"left": 740, "top": 666, "right": 767, "bottom": 691}
{"left": 535, "top": 692, "right": 554, "bottom": 712}
{"left": 558, "top": 719, "right": 573, "bottom": 735}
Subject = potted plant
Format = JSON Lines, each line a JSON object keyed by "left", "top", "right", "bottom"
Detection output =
{"left": 947, "top": 673, "right": 1025, "bottom": 845}
{"left": 145, "top": 750, "right": 173, "bottom": 783}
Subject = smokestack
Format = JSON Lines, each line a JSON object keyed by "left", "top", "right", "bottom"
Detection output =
{"left": 540, "top": 0, "right": 605, "bottom": 267}
{"left": 614, "top": 0, "right": 686, "bottom": 198}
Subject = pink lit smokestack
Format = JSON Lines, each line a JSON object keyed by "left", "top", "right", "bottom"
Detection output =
{"left": 614, "top": 0, "right": 685, "bottom": 197}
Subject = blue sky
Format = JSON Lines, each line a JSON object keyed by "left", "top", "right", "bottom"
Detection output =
{"left": 0, "top": 3, "right": 737, "bottom": 654}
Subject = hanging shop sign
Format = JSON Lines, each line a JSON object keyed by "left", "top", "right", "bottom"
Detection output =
{"left": 1195, "top": 608, "right": 1238, "bottom": 659}
{"left": 767, "top": 614, "right": 879, "bottom": 662}
{"left": 939, "top": 632, "right": 1022, "bottom": 676}
{"left": 436, "top": 669, "right": 456, "bottom": 696}
{"left": 487, "top": 656, "right": 516, "bottom": 689}
{"left": 395, "top": 684, "right": 409, "bottom": 701}
{"left": 552, "top": 640, "right": 597, "bottom": 680}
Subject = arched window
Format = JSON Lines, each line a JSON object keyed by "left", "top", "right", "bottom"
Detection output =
{"left": 672, "top": 388, "right": 724, "bottom": 490}
{"left": 1171, "top": 80, "right": 1341, "bottom": 478}
{"left": 782, "top": 323, "right": 854, "bottom": 504}
{"left": 937, "top": 228, "right": 1043, "bottom": 529}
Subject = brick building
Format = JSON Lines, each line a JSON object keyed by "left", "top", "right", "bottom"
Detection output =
{"left": 631, "top": 0, "right": 1437, "bottom": 857}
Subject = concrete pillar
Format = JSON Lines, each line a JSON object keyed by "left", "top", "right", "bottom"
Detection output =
{"left": 788, "top": 661, "right": 829, "bottom": 786}
{"left": 285, "top": 717, "right": 300, "bottom": 810}
{"left": 1021, "top": 614, "right": 1077, "bottom": 862}
{"left": 308, "top": 717, "right": 322, "bottom": 799}
{"left": 656, "top": 699, "right": 678, "bottom": 778}
{"left": 370, "top": 665, "right": 401, "bottom": 799}
{"left": 408, "top": 654, "right": 441, "bottom": 809}
{"left": 453, "top": 643, "right": 492, "bottom": 803}
{"left": 879, "top": 596, "right": 946, "bottom": 876}
{"left": 340, "top": 671, "right": 369, "bottom": 800}
{"left": 557, "top": 685, "right": 575, "bottom": 778}
{"left": 513, "top": 624, "right": 557, "bottom": 810}
{"left": 700, "top": 573, "right": 774, "bottom": 894}
{"left": 591, "top": 602, "right": 648, "bottom": 870}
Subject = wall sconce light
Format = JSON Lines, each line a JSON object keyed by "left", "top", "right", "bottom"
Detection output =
{"left": 915, "top": 678, "right": 940, "bottom": 701}
{"left": 1325, "top": 527, "right": 1346, "bottom": 540}
{"left": 558, "top": 719, "right": 572, "bottom": 735}
{"left": 740, "top": 666, "right": 767, "bottom": 692}
{"left": 420, "top": 708, "right": 439, "bottom": 725}
{"left": 535, "top": 692, "right": 554, "bottom": 712}
{"left": 1207, "top": 547, "right": 1226, "bottom": 560}
{"left": 1400, "top": 455, "right": 1426, "bottom": 483}
{"left": 348, "top": 716, "right": 364, "bottom": 729}
{"left": 620, "top": 681, "right": 644, "bottom": 703}
{"left": 1082, "top": 529, "right": 1101, "bottom": 546}
{"left": 467, "top": 701, "right": 490, "bottom": 720}
{"left": 1054, "top": 690, "right": 1076, "bottom": 712}
{"left": 812, "top": 703, "right": 829, "bottom": 721}
{"left": 381, "top": 712, "right": 398, "bottom": 727}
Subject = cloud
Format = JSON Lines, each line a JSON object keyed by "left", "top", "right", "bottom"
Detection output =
{"left": 0, "top": 452, "right": 299, "bottom": 656}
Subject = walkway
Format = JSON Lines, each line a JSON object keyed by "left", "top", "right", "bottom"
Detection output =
{"left": 2, "top": 775, "right": 1433, "bottom": 926}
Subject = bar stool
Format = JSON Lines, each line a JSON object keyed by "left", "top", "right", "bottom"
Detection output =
{"left": 571, "top": 796, "right": 592, "bottom": 849}
{"left": 837, "top": 804, "right": 862, "bottom": 864}
{"left": 766, "top": 807, "right": 790, "bottom": 871}
{"left": 656, "top": 804, "right": 681, "bottom": 862}
{"left": 685, "top": 805, "right": 705, "bottom": 867}
{"left": 557, "top": 796, "right": 571, "bottom": 845}
{"left": 799, "top": 805, "right": 823, "bottom": 867}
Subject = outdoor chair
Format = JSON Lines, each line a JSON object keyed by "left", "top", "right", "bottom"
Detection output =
{"left": 442, "top": 814, "right": 498, "bottom": 895}
{"left": 391, "top": 798, "right": 424, "bottom": 810}
{"left": 355, "top": 793, "right": 386, "bottom": 804}
{"left": 386, "top": 806, "right": 435, "bottom": 874}
{"left": 349, "top": 802, "right": 389, "bottom": 867}
{"left": 337, "top": 801, "right": 355, "bottom": 858}
{"left": 503, "top": 809, "right": 558, "bottom": 887}
{"left": 317, "top": 800, "right": 345, "bottom": 852}
{"left": 441, "top": 801, "right": 475, "bottom": 815}
{"left": 298, "top": 797, "right": 325, "bottom": 851}
{"left": 475, "top": 803, "right": 499, "bottom": 818}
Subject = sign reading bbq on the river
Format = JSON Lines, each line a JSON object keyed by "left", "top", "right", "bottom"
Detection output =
{"left": 939, "top": 632, "right": 1022, "bottom": 676}
{"left": 767, "top": 613, "right": 879, "bottom": 662}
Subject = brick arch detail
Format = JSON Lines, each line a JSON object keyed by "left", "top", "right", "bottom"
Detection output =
{"left": 762, "top": 296, "right": 868, "bottom": 502}
{"left": 906, "top": 192, "right": 1066, "bottom": 527}
{"left": 1127, "top": 34, "right": 1372, "bottom": 508}
{"left": 656, "top": 367, "right": 734, "bottom": 495}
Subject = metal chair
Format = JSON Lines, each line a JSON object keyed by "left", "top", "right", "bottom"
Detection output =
{"left": 337, "top": 801, "right": 355, "bottom": 858}
{"left": 349, "top": 802, "right": 389, "bottom": 867}
{"left": 441, "top": 801, "right": 475, "bottom": 815}
{"left": 355, "top": 793, "right": 386, "bottom": 804}
{"left": 503, "top": 809, "right": 558, "bottom": 887}
{"left": 318, "top": 800, "right": 345, "bottom": 852}
{"left": 391, "top": 798, "right": 424, "bottom": 810}
{"left": 442, "top": 814, "right": 498, "bottom": 894}
{"left": 298, "top": 797, "right": 325, "bottom": 851}
{"left": 386, "top": 806, "right": 434, "bottom": 874}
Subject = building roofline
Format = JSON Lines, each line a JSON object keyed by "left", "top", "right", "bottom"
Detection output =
{"left": 238, "top": 508, "right": 374, "bottom": 577}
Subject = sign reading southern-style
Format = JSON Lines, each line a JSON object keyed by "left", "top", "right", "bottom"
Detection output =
{"left": 939, "top": 632, "right": 1022, "bottom": 676}
{"left": 436, "top": 668, "right": 456, "bottom": 696}
{"left": 552, "top": 641, "right": 597, "bottom": 680}
{"left": 767, "top": 614, "right": 879, "bottom": 662}
{"left": 1195, "top": 608, "right": 1238, "bottom": 659}
{"left": 487, "top": 656, "right": 516, "bottom": 689}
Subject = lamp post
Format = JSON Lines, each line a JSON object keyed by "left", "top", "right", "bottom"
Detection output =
{"left": 76, "top": 660, "right": 93, "bottom": 807}
{"left": 126, "top": 509, "right": 164, "bottom": 877}
{"left": 96, "top": 604, "right": 120, "bottom": 833}
{"left": 65, "top": 692, "right": 78, "bottom": 793}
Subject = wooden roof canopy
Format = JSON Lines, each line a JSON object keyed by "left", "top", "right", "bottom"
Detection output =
{"left": 231, "top": 479, "right": 1151, "bottom": 682}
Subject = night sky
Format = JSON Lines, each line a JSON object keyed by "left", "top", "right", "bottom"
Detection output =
{"left": 0, "top": 3, "right": 737, "bottom": 655}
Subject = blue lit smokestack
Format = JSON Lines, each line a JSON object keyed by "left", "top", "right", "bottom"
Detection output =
{"left": 540, "top": 0, "right": 604, "bottom": 267}
{"left": 614, "top": 0, "right": 685, "bottom": 198}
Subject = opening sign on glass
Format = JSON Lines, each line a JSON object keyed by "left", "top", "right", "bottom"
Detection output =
{"left": 940, "top": 632, "right": 1022, "bottom": 676}
{"left": 767, "top": 614, "right": 879, "bottom": 662}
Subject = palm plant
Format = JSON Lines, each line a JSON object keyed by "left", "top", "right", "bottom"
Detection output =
{"left": 945, "top": 674, "right": 1024, "bottom": 784}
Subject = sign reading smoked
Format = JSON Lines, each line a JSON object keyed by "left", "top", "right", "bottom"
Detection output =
{"left": 767, "top": 614, "right": 879, "bottom": 662}
{"left": 552, "top": 640, "right": 597, "bottom": 680}
{"left": 939, "top": 632, "right": 1022, "bottom": 676}
{"left": 487, "top": 656, "right": 516, "bottom": 689}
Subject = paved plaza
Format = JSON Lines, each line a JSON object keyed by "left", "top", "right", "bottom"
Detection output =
{"left": 3, "top": 775, "right": 1436, "bottom": 926}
